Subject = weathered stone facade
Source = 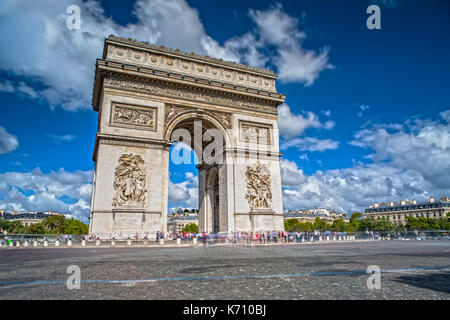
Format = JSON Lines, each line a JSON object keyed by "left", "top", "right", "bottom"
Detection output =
{"left": 89, "top": 35, "right": 285, "bottom": 239}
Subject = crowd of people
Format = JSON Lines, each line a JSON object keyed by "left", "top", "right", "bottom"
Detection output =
{"left": 166, "top": 230, "right": 352, "bottom": 244}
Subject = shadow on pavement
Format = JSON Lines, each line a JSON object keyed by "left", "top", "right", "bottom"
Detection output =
{"left": 393, "top": 271, "right": 450, "bottom": 294}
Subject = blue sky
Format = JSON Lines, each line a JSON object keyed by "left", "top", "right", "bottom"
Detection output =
{"left": 0, "top": 0, "right": 449, "bottom": 221}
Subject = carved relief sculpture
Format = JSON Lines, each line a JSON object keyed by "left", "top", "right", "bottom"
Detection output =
{"left": 112, "top": 154, "right": 147, "bottom": 207}
{"left": 213, "top": 111, "right": 232, "bottom": 129}
{"left": 240, "top": 121, "right": 272, "bottom": 144}
{"left": 245, "top": 162, "right": 272, "bottom": 209}
{"left": 111, "top": 103, "right": 156, "bottom": 130}
{"left": 164, "top": 104, "right": 232, "bottom": 131}
{"left": 165, "top": 104, "right": 186, "bottom": 126}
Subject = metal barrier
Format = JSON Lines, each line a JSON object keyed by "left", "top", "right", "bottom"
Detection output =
{"left": 1, "top": 231, "right": 449, "bottom": 248}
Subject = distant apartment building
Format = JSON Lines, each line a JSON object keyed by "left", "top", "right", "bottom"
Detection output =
{"left": 284, "top": 208, "right": 348, "bottom": 224}
{"left": 0, "top": 210, "right": 62, "bottom": 226}
{"left": 167, "top": 212, "right": 198, "bottom": 234}
{"left": 364, "top": 197, "right": 450, "bottom": 225}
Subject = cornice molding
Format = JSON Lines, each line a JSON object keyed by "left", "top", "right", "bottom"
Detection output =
{"left": 93, "top": 133, "right": 172, "bottom": 161}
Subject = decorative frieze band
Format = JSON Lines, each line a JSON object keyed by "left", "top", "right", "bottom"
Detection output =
{"left": 103, "top": 77, "right": 278, "bottom": 115}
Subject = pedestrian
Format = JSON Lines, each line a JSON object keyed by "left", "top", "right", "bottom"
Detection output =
{"left": 202, "top": 232, "right": 207, "bottom": 246}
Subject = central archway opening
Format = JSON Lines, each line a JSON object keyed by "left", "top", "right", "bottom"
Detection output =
{"left": 167, "top": 116, "right": 227, "bottom": 234}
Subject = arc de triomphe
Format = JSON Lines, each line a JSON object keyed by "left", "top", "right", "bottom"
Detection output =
{"left": 89, "top": 35, "right": 286, "bottom": 239}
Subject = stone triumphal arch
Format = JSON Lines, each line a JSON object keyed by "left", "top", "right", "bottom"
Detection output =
{"left": 89, "top": 36, "right": 286, "bottom": 239}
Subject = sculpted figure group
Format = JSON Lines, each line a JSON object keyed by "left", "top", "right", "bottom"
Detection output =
{"left": 113, "top": 105, "right": 154, "bottom": 127}
{"left": 245, "top": 162, "right": 272, "bottom": 209}
{"left": 112, "top": 154, "right": 147, "bottom": 207}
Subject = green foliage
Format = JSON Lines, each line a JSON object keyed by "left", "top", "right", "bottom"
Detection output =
{"left": 64, "top": 218, "right": 89, "bottom": 234}
{"left": 25, "top": 223, "right": 46, "bottom": 234}
{"left": 281, "top": 212, "right": 450, "bottom": 233}
{"left": 42, "top": 215, "right": 66, "bottom": 234}
{"left": 284, "top": 219, "right": 314, "bottom": 232}
{"left": 358, "top": 218, "right": 376, "bottom": 231}
{"left": 181, "top": 223, "right": 198, "bottom": 233}
{"left": 405, "top": 216, "right": 449, "bottom": 231}
{"left": 284, "top": 218, "right": 300, "bottom": 231}
{"left": 350, "top": 212, "right": 363, "bottom": 222}
{"left": 331, "top": 218, "right": 346, "bottom": 232}
{"left": 0, "top": 219, "right": 25, "bottom": 234}
{"left": 312, "top": 217, "right": 329, "bottom": 231}
{"left": 438, "top": 217, "right": 450, "bottom": 230}
{"left": 0, "top": 215, "right": 88, "bottom": 235}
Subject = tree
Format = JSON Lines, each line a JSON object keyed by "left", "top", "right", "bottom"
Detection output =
{"left": 0, "top": 216, "right": 88, "bottom": 235}
{"left": 300, "top": 222, "right": 313, "bottom": 232}
{"left": 358, "top": 218, "right": 376, "bottom": 231}
{"left": 284, "top": 219, "right": 301, "bottom": 231}
{"left": 350, "top": 212, "right": 362, "bottom": 223}
{"left": 437, "top": 217, "right": 450, "bottom": 230}
{"left": 331, "top": 219, "right": 346, "bottom": 232}
{"left": 181, "top": 223, "right": 198, "bottom": 233}
{"left": 373, "top": 217, "right": 397, "bottom": 231}
{"left": 312, "top": 217, "right": 328, "bottom": 231}
{"left": 0, "top": 219, "right": 25, "bottom": 234}
{"left": 406, "top": 216, "right": 448, "bottom": 231}
{"left": 25, "top": 223, "right": 46, "bottom": 234}
{"left": 42, "top": 215, "right": 66, "bottom": 234}
{"left": 64, "top": 218, "right": 89, "bottom": 234}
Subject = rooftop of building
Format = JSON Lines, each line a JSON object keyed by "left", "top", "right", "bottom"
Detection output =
{"left": 167, "top": 215, "right": 199, "bottom": 221}
{"left": 284, "top": 209, "right": 347, "bottom": 219}
{"left": 365, "top": 196, "right": 450, "bottom": 213}
{"left": 0, "top": 211, "right": 59, "bottom": 220}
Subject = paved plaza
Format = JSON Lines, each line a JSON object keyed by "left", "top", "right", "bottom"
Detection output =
{"left": 0, "top": 240, "right": 449, "bottom": 299}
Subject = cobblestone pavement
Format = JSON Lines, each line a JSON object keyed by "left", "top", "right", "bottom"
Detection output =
{"left": 0, "top": 240, "right": 449, "bottom": 299}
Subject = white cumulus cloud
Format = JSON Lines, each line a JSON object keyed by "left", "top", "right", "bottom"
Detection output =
{"left": 168, "top": 171, "right": 198, "bottom": 208}
{"left": 225, "top": 4, "right": 332, "bottom": 85}
{"left": 0, "top": 0, "right": 235, "bottom": 111}
{"left": 0, "top": 127, "right": 19, "bottom": 154}
{"left": 280, "top": 137, "right": 339, "bottom": 152}
{"left": 0, "top": 1, "right": 332, "bottom": 111}
{"left": 0, "top": 168, "right": 93, "bottom": 222}
{"left": 280, "top": 110, "right": 450, "bottom": 213}
{"left": 278, "top": 103, "right": 335, "bottom": 139}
